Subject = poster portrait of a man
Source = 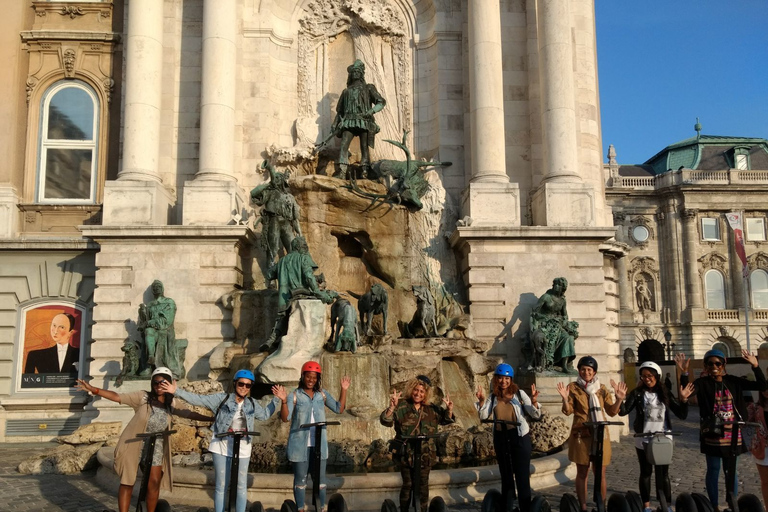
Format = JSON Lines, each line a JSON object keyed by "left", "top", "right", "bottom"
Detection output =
{"left": 19, "top": 305, "right": 83, "bottom": 389}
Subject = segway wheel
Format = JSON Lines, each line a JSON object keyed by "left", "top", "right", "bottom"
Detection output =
{"left": 625, "top": 491, "right": 643, "bottom": 512}
{"left": 137, "top": 503, "right": 148, "bottom": 512}
{"left": 281, "top": 499, "right": 300, "bottom": 512}
{"left": 607, "top": 493, "right": 631, "bottom": 512}
{"left": 154, "top": 500, "right": 172, "bottom": 512}
{"left": 382, "top": 498, "right": 399, "bottom": 512}
{"left": 249, "top": 502, "right": 266, "bottom": 512}
{"left": 560, "top": 494, "right": 581, "bottom": 512}
{"left": 329, "top": 493, "right": 348, "bottom": 512}
{"left": 691, "top": 493, "right": 714, "bottom": 512}
{"left": 428, "top": 496, "right": 446, "bottom": 512}
{"left": 482, "top": 489, "right": 503, "bottom": 512}
{"left": 530, "top": 495, "right": 551, "bottom": 512}
{"left": 675, "top": 493, "right": 697, "bottom": 512}
{"left": 738, "top": 494, "right": 766, "bottom": 512}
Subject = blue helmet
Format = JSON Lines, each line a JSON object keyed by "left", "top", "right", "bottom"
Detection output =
{"left": 494, "top": 363, "right": 514, "bottom": 378}
{"left": 233, "top": 369, "right": 255, "bottom": 382}
{"left": 704, "top": 349, "right": 726, "bottom": 364}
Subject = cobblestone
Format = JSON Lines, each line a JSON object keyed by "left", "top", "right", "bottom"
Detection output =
{"left": 0, "top": 409, "right": 761, "bottom": 511}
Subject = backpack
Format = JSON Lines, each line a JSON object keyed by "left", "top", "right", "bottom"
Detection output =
{"left": 214, "top": 394, "right": 256, "bottom": 423}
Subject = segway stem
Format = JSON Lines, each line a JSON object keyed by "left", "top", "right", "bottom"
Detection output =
{"left": 400, "top": 433, "right": 442, "bottom": 512}
{"left": 299, "top": 421, "right": 341, "bottom": 511}
{"left": 481, "top": 418, "right": 521, "bottom": 510}
{"left": 215, "top": 431, "right": 261, "bottom": 512}
{"left": 583, "top": 421, "right": 623, "bottom": 512}
{"left": 135, "top": 430, "right": 177, "bottom": 512}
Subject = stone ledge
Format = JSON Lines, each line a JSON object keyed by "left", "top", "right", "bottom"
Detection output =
{"left": 450, "top": 226, "right": 617, "bottom": 247}
{"left": 96, "top": 447, "right": 576, "bottom": 510}
{"left": 81, "top": 225, "right": 256, "bottom": 242}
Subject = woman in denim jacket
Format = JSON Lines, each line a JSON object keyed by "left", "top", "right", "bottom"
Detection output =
{"left": 161, "top": 369, "right": 282, "bottom": 512}
{"left": 274, "top": 361, "right": 350, "bottom": 512}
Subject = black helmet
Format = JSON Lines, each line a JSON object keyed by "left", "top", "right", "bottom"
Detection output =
{"left": 577, "top": 356, "right": 598, "bottom": 372}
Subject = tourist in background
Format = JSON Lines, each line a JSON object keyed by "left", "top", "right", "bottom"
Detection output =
{"left": 557, "top": 356, "right": 625, "bottom": 512}
{"left": 747, "top": 386, "right": 768, "bottom": 509}
{"left": 476, "top": 363, "right": 541, "bottom": 512}
{"left": 382, "top": 375, "right": 454, "bottom": 512}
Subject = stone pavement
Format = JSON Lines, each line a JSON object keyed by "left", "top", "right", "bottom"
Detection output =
{"left": 0, "top": 409, "right": 762, "bottom": 511}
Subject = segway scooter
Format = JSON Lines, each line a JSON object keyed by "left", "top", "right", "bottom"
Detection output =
{"left": 622, "top": 431, "right": 689, "bottom": 512}
{"left": 135, "top": 429, "right": 176, "bottom": 512}
{"left": 198, "top": 430, "right": 264, "bottom": 512}
{"left": 380, "top": 433, "right": 446, "bottom": 512}
{"left": 479, "top": 418, "right": 551, "bottom": 512}
{"left": 560, "top": 421, "right": 628, "bottom": 512}
{"left": 282, "top": 421, "right": 345, "bottom": 512}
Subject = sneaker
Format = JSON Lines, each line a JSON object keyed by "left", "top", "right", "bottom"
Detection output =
{"left": 643, "top": 507, "right": 654, "bottom": 512}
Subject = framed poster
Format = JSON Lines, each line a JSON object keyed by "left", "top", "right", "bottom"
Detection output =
{"left": 17, "top": 303, "right": 85, "bottom": 390}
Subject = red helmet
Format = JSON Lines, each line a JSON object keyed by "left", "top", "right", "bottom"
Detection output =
{"left": 301, "top": 361, "right": 322, "bottom": 374}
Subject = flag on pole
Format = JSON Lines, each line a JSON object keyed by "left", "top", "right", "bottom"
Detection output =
{"left": 726, "top": 212, "right": 749, "bottom": 278}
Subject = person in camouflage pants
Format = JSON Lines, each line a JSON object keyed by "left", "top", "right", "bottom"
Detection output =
{"left": 381, "top": 375, "right": 455, "bottom": 512}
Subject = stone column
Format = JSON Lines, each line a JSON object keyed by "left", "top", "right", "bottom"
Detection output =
{"left": 530, "top": 0, "right": 595, "bottom": 227}
{"left": 102, "top": 0, "right": 172, "bottom": 225}
{"left": 616, "top": 255, "right": 632, "bottom": 313}
{"left": 183, "top": 0, "right": 246, "bottom": 225}
{"left": 461, "top": 0, "right": 520, "bottom": 227}
{"left": 681, "top": 208, "right": 704, "bottom": 314}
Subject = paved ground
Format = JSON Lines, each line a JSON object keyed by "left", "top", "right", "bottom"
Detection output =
{"left": 0, "top": 409, "right": 763, "bottom": 511}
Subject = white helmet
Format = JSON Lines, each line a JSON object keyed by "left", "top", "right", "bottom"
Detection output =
{"left": 151, "top": 367, "right": 174, "bottom": 380}
{"left": 639, "top": 361, "right": 662, "bottom": 377}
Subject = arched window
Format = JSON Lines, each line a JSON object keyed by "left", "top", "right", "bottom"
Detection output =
{"left": 751, "top": 270, "right": 768, "bottom": 309}
{"left": 37, "top": 81, "right": 98, "bottom": 203}
{"left": 704, "top": 270, "right": 726, "bottom": 309}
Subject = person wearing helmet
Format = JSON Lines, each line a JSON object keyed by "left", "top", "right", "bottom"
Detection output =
{"left": 159, "top": 369, "right": 282, "bottom": 512}
{"left": 381, "top": 375, "right": 454, "bottom": 512}
{"left": 475, "top": 363, "right": 541, "bottom": 512}
{"left": 75, "top": 367, "right": 209, "bottom": 512}
{"left": 272, "top": 361, "right": 351, "bottom": 512}
{"left": 677, "top": 349, "right": 766, "bottom": 512}
{"left": 556, "top": 355, "right": 626, "bottom": 512}
{"left": 618, "top": 360, "right": 694, "bottom": 512}
{"left": 746, "top": 381, "right": 768, "bottom": 509}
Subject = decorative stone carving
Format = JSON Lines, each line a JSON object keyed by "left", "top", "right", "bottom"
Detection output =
{"left": 25, "top": 76, "right": 38, "bottom": 105}
{"left": 635, "top": 277, "right": 654, "bottom": 312}
{"left": 623, "top": 347, "right": 637, "bottom": 363}
{"left": 718, "top": 325, "right": 730, "bottom": 338}
{"left": 681, "top": 208, "right": 699, "bottom": 220}
{"left": 59, "top": 6, "right": 85, "bottom": 19}
{"left": 62, "top": 48, "right": 76, "bottom": 77}
{"left": 639, "top": 326, "right": 655, "bottom": 340}
{"left": 698, "top": 252, "right": 729, "bottom": 277}
{"left": 628, "top": 256, "right": 660, "bottom": 281}
{"left": 748, "top": 252, "right": 768, "bottom": 272}
{"left": 613, "top": 212, "right": 626, "bottom": 223}
{"left": 103, "top": 78, "right": 114, "bottom": 104}
{"left": 629, "top": 215, "right": 654, "bottom": 248}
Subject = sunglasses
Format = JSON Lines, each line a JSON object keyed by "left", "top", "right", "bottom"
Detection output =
{"left": 236, "top": 381, "right": 252, "bottom": 389}
{"left": 152, "top": 380, "right": 167, "bottom": 386}
{"left": 705, "top": 361, "right": 724, "bottom": 367}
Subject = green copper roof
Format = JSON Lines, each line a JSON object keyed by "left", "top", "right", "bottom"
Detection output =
{"left": 644, "top": 135, "right": 768, "bottom": 175}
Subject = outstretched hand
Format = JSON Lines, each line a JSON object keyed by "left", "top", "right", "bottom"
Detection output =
{"left": 340, "top": 375, "right": 352, "bottom": 390}
{"left": 556, "top": 382, "right": 570, "bottom": 401}
{"left": 742, "top": 349, "right": 759, "bottom": 368}
{"left": 475, "top": 385, "right": 486, "bottom": 403}
{"left": 272, "top": 384, "right": 287, "bottom": 402}
{"left": 679, "top": 382, "right": 695, "bottom": 401}
{"left": 674, "top": 353, "right": 690, "bottom": 374}
{"left": 158, "top": 380, "right": 177, "bottom": 394}
{"left": 609, "top": 379, "right": 627, "bottom": 401}
{"left": 389, "top": 389, "right": 402, "bottom": 410}
{"left": 443, "top": 394, "right": 454, "bottom": 414}
{"left": 75, "top": 379, "right": 96, "bottom": 395}
{"left": 530, "top": 383, "right": 539, "bottom": 404}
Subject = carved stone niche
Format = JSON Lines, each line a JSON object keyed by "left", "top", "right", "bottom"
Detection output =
{"left": 629, "top": 215, "right": 654, "bottom": 248}
{"left": 272, "top": 0, "right": 412, "bottom": 172}
{"left": 628, "top": 256, "right": 659, "bottom": 315}
{"left": 698, "top": 252, "right": 729, "bottom": 278}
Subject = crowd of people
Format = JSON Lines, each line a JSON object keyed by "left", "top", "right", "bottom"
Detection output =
{"left": 74, "top": 350, "right": 768, "bottom": 512}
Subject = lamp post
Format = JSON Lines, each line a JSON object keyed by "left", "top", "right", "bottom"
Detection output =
{"left": 663, "top": 330, "right": 676, "bottom": 360}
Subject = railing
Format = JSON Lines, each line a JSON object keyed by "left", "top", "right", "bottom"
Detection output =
{"left": 755, "top": 310, "right": 768, "bottom": 321}
{"left": 707, "top": 310, "right": 740, "bottom": 321}
{"left": 608, "top": 168, "right": 768, "bottom": 189}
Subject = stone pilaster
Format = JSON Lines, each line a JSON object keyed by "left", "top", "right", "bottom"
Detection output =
{"left": 103, "top": 0, "right": 170, "bottom": 225}
{"left": 681, "top": 208, "right": 705, "bottom": 320}
{"left": 0, "top": 186, "right": 19, "bottom": 239}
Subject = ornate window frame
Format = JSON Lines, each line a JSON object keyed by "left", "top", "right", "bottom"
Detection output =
{"left": 628, "top": 215, "right": 654, "bottom": 248}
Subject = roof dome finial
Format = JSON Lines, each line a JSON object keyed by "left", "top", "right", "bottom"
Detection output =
{"left": 694, "top": 117, "right": 702, "bottom": 140}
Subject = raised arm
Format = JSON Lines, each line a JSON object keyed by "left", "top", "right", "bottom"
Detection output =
{"left": 75, "top": 379, "right": 121, "bottom": 404}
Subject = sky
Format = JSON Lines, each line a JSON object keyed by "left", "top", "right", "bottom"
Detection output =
{"left": 595, "top": 1, "right": 768, "bottom": 165}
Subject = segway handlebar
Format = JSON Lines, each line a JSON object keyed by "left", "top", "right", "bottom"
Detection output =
{"left": 300, "top": 421, "right": 341, "bottom": 429}
{"left": 136, "top": 430, "right": 177, "bottom": 438}
{"left": 400, "top": 433, "right": 442, "bottom": 440}
{"left": 215, "top": 430, "right": 261, "bottom": 438}
{"left": 633, "top": 431, "right": 681, "bottom": 437}
{"left": 481, "top": 418, "right": 521, "bottom": 427}
{"left": 583, "top": 421, "right": 624, "bottom": 427}
{"left": 721, "top": 421, "right": 761, "bottom": 428}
